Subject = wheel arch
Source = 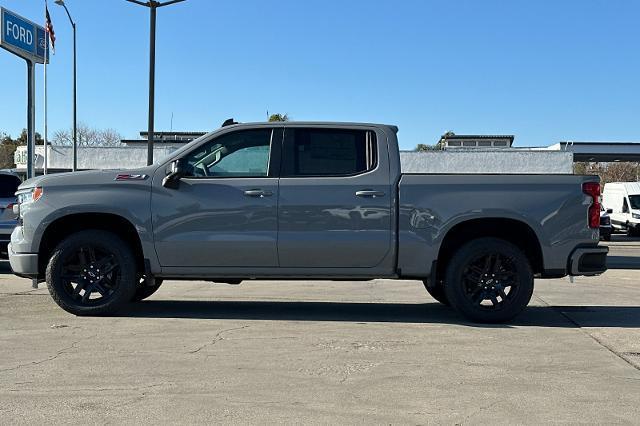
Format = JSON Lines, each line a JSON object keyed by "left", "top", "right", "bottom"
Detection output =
{"left": 435, "top": 217, "right": 544, "bottom": 281}
{"left": 38, "top": 212, "right": 146, "bottom": 277}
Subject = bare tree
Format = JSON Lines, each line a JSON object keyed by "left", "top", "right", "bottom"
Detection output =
{"left": 53, "top": 123, "right": 122, "bottom": 147}
{"left": 603, "top": 162, "right": 639, "bottom": 183}
{"left": 574, "top": 161, "right": 639, "bottom": 185}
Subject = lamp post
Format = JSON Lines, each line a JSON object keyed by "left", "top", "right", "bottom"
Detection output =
{"left": 125, "top": 0, "right": 186, "bottom": 166}
{"left": 54, "top": 0, "right": 77, "bottom": 172}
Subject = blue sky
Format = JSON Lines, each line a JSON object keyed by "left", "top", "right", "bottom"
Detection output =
{"left": 0, "top": 0, "right": 639, "bottom": 150}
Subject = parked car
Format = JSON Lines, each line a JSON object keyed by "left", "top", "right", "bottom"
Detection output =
{"left": 600, "top": 205, "right": 612, "bottom": 241}
{"left": 8, "top": 122, "right": 608, "bottom": 323}
{"left": 603, "top": 182, "right": 640, "bottom": 236}
{"left": 0, "top": 171, "right": 21, "bottom": 258}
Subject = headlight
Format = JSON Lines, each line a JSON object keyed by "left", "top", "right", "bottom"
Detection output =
{"left": 16, "top": 187, "right": 43, "bottom": 205}
{"left": 633, "top": 213, "right": 640, "bottom": 220}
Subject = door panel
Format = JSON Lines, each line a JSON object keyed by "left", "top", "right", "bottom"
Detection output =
{"left": 151, "top": 127, "right": 280, "bottom": 268}
{"left": 278, "top": 179, "right": 392, "bottom": 267}
{"left": 152, "top": 178, "right": 278, "bottom": 267}
{"left": 277, "top": 127, "right": 392, "bottom": 268}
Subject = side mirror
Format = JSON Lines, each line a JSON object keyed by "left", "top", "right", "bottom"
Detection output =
{"left": 162, "top": 158, "right": 187, "bottom": 189}
{"left": 607, "top": 209, "right": 613, "bottom": 214}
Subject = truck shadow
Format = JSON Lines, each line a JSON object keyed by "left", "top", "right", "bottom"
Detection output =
{"left": 122, "top": 300, "right": 640, "bottom": 328}
{"left": 0, "top": 262, "right": 12, "bottom": 274}
{"left": 607, "top": 256, "right": 640, "bottom": 269}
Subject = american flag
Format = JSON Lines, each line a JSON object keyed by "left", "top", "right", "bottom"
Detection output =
{"left": 45, "top": 5, "right": 55, "bottom": 53}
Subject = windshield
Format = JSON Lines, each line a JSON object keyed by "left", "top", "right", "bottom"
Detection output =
{"left": 629, "top": 195, "right": 640, "bottom": 210}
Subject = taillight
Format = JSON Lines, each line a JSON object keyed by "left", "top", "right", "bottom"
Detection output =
{"left": 582, "top": 182, "right": 601, "bottom": 229}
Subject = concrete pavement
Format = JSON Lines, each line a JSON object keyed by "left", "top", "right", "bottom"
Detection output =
{"left": 604, "top": 234, "right": 640, "bottom": 269}
{"left": 1, "top": 264, "right": 639, "bottom": 424}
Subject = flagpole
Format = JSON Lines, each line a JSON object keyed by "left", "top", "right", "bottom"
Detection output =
{"left": 43, "top": 0, "right": 48, "bottom": 175}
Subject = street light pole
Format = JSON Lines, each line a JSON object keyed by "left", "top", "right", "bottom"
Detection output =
{"left": 126, "top": 0, "right": 186, "bottom": 166}
{"left": 54, "top": 0, "right": 77, "bottom": 171}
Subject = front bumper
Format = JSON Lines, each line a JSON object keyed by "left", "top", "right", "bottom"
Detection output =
{"left": 569, "top": 246, "right": 608, "bottom": 276}
{"left": 0, "top": 222, "right": 16, "bottom": 259}
{"left": 599, "top": 225, "right": 612, "bottom": 236}
{"left": 7, "top": 243, "right": 39, "bottom": 279}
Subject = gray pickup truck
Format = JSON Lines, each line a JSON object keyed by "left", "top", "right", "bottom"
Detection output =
{"left": 8, "top": 122, "right": 608, "bottom": 322}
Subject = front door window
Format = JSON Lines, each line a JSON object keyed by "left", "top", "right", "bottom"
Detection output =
{"left": 183, "top": 129, "right": 273, "bottom": 178}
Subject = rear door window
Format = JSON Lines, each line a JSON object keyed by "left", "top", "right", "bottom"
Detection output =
{"left": 281, "top": 128, "right": 376, "bottom": 177}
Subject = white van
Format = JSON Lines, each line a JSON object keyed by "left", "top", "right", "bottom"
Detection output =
{"left": 602, "top": 182, "right": 640, "bottom": 236}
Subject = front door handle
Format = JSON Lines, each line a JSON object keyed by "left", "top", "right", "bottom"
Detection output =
{"left": 244, "top": 189, "right": 273, "bottom": 198}
{"left": 355, "top": 190, "right": 385, "bottom": 198}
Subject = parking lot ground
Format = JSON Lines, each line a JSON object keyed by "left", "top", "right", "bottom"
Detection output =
{"left": 1, "top": 263, "right": 640, "bottom": 424}
{"left": 604, "top": 233, "right": 640, "bottom": 269}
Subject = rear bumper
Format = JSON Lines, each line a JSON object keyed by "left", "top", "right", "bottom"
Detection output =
{"left": 569, "top": 246, "right": 608, "bottom": 276}
{"left": 7, "top": 243, "right": 39, "bottom": 279}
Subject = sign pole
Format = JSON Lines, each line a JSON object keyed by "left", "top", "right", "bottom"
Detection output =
{"left": 26, "top": 59, "right": 35, "bottom": 180}
{"left": 43, "top": 15, "right": 48, "bottom": 175}
{"left": 1, "top": 7, "right": 49, "bottom": 179}
{"left": 147, "top": 3, "right": 156, "bottom": 166}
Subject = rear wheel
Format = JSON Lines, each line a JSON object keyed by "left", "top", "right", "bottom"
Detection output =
{"left": 46, "top": 230, "right": 137, "bottom": 316}
{"left": 422, "top": 280, "right": 449, "bottom": 305}
{"left": 444, "top": 238, "right": 534, "bottom": 323}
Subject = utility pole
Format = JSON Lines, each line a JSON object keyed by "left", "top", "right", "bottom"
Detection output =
{"left": 54, "top": 0, "right": 78, "bottom": 171}
{"left": 125, "top": 0, "right": 186, "bottom": 166}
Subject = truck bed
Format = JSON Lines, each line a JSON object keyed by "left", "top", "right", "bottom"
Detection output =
{"left": 396, "top": 173, "right": 599, "bottom": 277}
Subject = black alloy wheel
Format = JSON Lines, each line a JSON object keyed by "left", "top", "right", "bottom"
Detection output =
{"left": 444, "top": 238, "right": 534, "bottom": 323}
{"left": 61, "top": 246, "right": 119, "bottom": 304}
{"left": 461, "top": 253, "right": 518, "bottom": 310}
{"left": 47, "top": 230, "right": 137, "bottom": 315}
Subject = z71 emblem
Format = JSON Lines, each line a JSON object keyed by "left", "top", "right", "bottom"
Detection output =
{"left": 114, "top": 174, "right": 148, "bottom": 181}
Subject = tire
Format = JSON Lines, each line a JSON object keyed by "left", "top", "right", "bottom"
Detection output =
{"left": 443, "top": 238, "right": 534, "bottom": 323}
{"left": 422, "top": 280, "right": 450, "bottom": 305}
{"left": 603, "top": 233, "right": 612, "bottom": 242}
{"left": 46, "top": 230, "right": 137, "bottom": 316}
{"left": 132, "top": 277, "right": 164, "bottom": 302}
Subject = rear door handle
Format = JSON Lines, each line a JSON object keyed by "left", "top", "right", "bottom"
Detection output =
{"left": 244, "top": 189, "right": 273, "bottom": 198}
{"left": 355, "top": 190, "right": 385, "bottom": 198}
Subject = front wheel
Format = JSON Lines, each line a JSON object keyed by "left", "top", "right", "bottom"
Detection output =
{"left": 132, "top": 277, "right": 164, "bottom": 302}
{"left": 444, "top": 238, "right": 534, "bottom": 323}
{"left": 46, "top": 230, "right": 137, "bottom": 316}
